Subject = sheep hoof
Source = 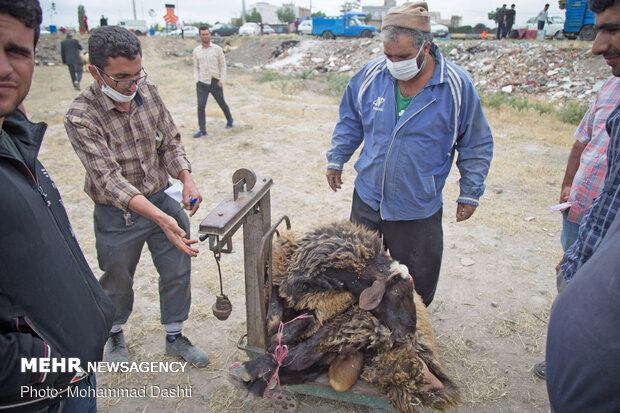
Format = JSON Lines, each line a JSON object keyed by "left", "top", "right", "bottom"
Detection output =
{"left": 271, "top": 391, "right": 298, "bottom": 413}
{"left": 228, "top": 365, "right": 253, "bottom": 383}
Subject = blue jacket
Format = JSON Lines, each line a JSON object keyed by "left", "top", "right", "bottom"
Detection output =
{"left": 327, "top": 44, "right": 493, "bottom": 220}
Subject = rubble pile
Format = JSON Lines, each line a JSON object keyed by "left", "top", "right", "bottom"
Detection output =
{"left": 253, "top": 38, "right": 609, "bottom": 103}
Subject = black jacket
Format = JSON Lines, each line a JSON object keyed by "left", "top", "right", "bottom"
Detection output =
{"left": 0, "top": 110, "right": 115, "bottom": 411}
{"left": 60, "top": 38, "right": 82, "bottom": 66}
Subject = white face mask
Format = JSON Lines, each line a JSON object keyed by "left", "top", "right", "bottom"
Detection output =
{"left": 101, "top": 82, "right": 136, "bottom": 103}
{"left": 385, "top": 42, "right": 427, "bottom": 81}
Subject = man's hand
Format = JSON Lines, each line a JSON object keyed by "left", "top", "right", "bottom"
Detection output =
{"left": 326, "top": 169, "right": 343, "bottom": 192}
{"left": 158, "top": 214, "right": 200, "bottom": 257}
{"left": 456, "top": 202, "right": 476, "bottom": 222}
{"left": 179, "top": 170, "right": 202, "bottom": 217}
{"left": 217, "top": 80, "right": 223, "bottom": 88}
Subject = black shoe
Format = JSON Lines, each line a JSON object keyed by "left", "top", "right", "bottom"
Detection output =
{"left": 193, "top": 130, "right": 207, "bottom": 138}
{"left": 225, "top": 120, "right": 233, "bottom": 129}
{"left": 534, "top": 361, "right": 546, "bottom": 379}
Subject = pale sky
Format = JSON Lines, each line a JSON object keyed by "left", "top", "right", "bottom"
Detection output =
{"left": 39, "top": 0, "right": 566, "bottom": 29}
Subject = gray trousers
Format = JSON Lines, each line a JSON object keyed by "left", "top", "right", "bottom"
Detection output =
{"left": 94, "top": 186, "right": 191, "bottom": 326}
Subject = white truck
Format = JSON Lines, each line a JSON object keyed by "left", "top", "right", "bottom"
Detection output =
{"left": 118, "top": 19, "right": 149, "bottom": 35}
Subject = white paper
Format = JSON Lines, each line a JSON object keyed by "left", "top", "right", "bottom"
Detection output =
{"left": 550, "top": 201, "right": 572, "bottom": 213}
{"left": 164, "top": 182, "right": 184, "bottom": 203}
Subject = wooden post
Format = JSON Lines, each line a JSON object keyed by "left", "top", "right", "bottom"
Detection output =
{"left": 242, "top": 192, "right": 271, "bottom": 351}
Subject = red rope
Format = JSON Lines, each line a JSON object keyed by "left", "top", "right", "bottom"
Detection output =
{"left": 264, "top": 313, "right": 314, "bottom": 399}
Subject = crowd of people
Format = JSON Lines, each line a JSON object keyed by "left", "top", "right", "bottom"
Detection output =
{"left": 1, "top": 0, "right": 619, "bottom": 412}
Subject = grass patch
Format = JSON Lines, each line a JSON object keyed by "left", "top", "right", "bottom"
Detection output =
{"left": 479, "top": 91, "right": 588, "bottom": 125}
{"left": 319, "top": 73, "right": 352, "bottom": 98}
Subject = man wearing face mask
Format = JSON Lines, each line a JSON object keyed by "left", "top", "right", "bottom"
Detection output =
{"left": 326, "top": 2, "right": 493, "bottom": 306}
{"left": 64, "top": 26, "right": 210, "bottom": 367}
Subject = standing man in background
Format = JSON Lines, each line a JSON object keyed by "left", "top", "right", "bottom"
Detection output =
{"left": 60, "top": 32, "right": 83, "bottom": 90}
{"left": 192, "top": 26, "right": 233, "bottom": 138}
{"left": 496, "top": 4, "right": 507, "bottom": 39}
{"left": 504, "top": 4, "right": 516, "bottom": 39}
{"left": 537, "top": 3, "right": 550, "bottom": 30}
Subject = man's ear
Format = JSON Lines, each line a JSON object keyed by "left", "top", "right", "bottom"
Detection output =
{"left": 88, "top": 64, "right": 101, "bottom": 82}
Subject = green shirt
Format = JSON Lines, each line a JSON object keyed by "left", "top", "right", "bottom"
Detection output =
{"left": 396, "top": 85, "right": 414, "bottom": 120}
{"left": 0, "top": 128, "right": 24, "bottom": 163}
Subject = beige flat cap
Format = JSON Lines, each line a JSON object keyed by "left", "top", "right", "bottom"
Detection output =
{"left": 381, "top": 1, "right": 431, "bottom": 32}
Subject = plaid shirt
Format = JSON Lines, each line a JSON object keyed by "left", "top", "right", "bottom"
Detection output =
{"left": 568, "top": 76, "right": 620, "bottom": 224}
{"left": 561, "top": 101, "right": 620, "bottom": 281}
{"left": 64, "top": 80, "right": 191, "bottom": 211}
{"left": 193, "top": 43, "right": 226, "bottom": 84}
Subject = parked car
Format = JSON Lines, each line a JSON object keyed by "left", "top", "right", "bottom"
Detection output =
{"left": 211, "top": 23, "right": 238, "bottom": 37}
{"left": 239, "top": 22, "right": 260, "bottom": 35}
{"left": 298, "top": 19, "right": 312, "bottom": 35}
{"left": 163, "top": 26, "right": 198, "bottom": 37}
{"left": 263, "top": 24, "right": 275, "bottom": 34}
{"left": 511, "top": 16, "right": 565, "bottom": 39}
{"left": 431, "top": 23, "right": 450, "bottom": 38}
{"left": 118, "top": 19, "right": 149, "bottom": 36}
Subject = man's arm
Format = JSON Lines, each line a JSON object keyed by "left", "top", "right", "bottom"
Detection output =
{"left": 325, "top": 72, "right": 366, "bottom": 191}
{"left": 454, "top": 79, "right": 494, "bottom": 221}
{"left": 217, "top": 47, "right": 227, "bottom": 86}
{"left": 560, "top": 141, "right": 587, "bottom": 203}
{"left": 193, "top": 48, "right": 199, "bottom": 82}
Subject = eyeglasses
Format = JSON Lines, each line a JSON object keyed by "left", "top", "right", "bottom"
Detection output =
{"left": 94, "top": 66, "right": 148, "bottom": 89}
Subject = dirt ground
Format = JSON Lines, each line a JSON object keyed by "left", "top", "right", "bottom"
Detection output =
{"left": 23, "top": 35, "right": 587, "bottom": 412}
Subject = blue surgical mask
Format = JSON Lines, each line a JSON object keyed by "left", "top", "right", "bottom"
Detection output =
{"left": 385, "top": 42, "right": 427, "bottom": 81}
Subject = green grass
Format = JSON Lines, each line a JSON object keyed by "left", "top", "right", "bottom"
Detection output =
{"left": 479, "top": 91, "right": 588, "bottom": 125}
{"left": 319, "top": 73, "right": 352, "bottom": 98}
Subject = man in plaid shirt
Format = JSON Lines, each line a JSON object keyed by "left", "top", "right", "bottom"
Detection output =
{"left": 545, "top": 0, "right": 620, "bottom": 402}
{"left": 65, "top": 26, "right": 209, "bottom": 367}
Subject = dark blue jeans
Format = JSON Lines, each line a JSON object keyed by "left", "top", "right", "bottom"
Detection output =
{"left": 38, "top": 375, "right": 97, "bottom": 413}
{"left": 350, "top": 189, "right": 443, "bottom": 306}
{"left": 196, "top": 79, "right": 232, "bottom": 132}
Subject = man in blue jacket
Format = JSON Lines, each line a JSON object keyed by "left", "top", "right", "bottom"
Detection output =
{"left": 326, "top": 1, "right": 493, "bottom": 306}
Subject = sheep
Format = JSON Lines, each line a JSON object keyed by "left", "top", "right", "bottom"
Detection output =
{"left": 232, "top": 221, "right": 461, "bottom": 412}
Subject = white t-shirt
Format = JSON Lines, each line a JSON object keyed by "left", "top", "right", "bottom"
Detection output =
{"left": 537, "top": 9, "right": 548, "bottom": 22}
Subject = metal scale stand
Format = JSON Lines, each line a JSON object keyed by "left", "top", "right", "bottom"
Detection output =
{"left": 199, "top": 168, "right": 393, "bottom": 412}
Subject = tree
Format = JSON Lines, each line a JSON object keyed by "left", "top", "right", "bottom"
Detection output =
{"left": 474, "top": 23, "right": 488, "bottom": 33}
{"left": 311, "top": 11, "right": 326, "bottom": 17}
{"left": 364, "top": 13, "right": 372, "bottom": 23}
{"left": 245, "top": 8, "right": 262, "bottom": 23}
{"left": 277, "top": 7, "right": 296, "bottom": 24}
{"left": 488, "top": 8, "right": 500, "bottom": 25}
{"left": 232, "top": 17, "right": 243, "bottom": 27}
{"left": 558, "top": 0, "right": 568, "bottom": 9}
{"left": 340, "top": 0, "right": 361, "bottom": 13}
{"left": 78, "top": 5, "right": 86, "bottom": 29}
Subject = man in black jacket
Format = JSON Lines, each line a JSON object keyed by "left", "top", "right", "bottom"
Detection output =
{"left": 0, "top": 1, "right": 115, "bottom": 411}
{"left": 60, "top": 32, "right": 83, "bottom": 90}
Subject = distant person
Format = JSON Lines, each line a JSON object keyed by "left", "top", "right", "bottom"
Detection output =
{"left": 83, "top": 15, "right": 88, "bottom": 32}
{"left": 1, "top": 1, "right": 115, "bottom": 411}
{"left": 533, "top": 75, "right": 620, "bottom": 380}
{"left": 192, "top": 26, "right": 233, "bottom": 137}
{"left": 179, "top": 21, "right": 184, "bottom": 38}
{"left": 496, "top": 4, "right": 507, "bottom": 39}
{"left": 100, "top": 14, "right": 108, "bottom": 26}
{"left": 294, "top": 18, "right": 300, "bottom": 34}
{"left": 504, "top": 4, "right": 516, "bottom": 39}
{"left": 260, "top": 21, "right": 264, "bottom": 35}
{"left": 325, "top": 1, "right": 493, "bottom": 306}
{"left": 64, "top": 25, "right": 209, "bottom": 367}
{"left": 536, "top": 3, "right": 550, "bottom": 30}
{"left": 547, "top": 0, "right": 620, "bottom": 407}
{"left": 60, "top": 32, "right": 83, "bottom": 90}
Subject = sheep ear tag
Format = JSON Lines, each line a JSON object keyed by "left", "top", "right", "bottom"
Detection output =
{"left": 359, "top": 280, "right": 386, "bottom": 310}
